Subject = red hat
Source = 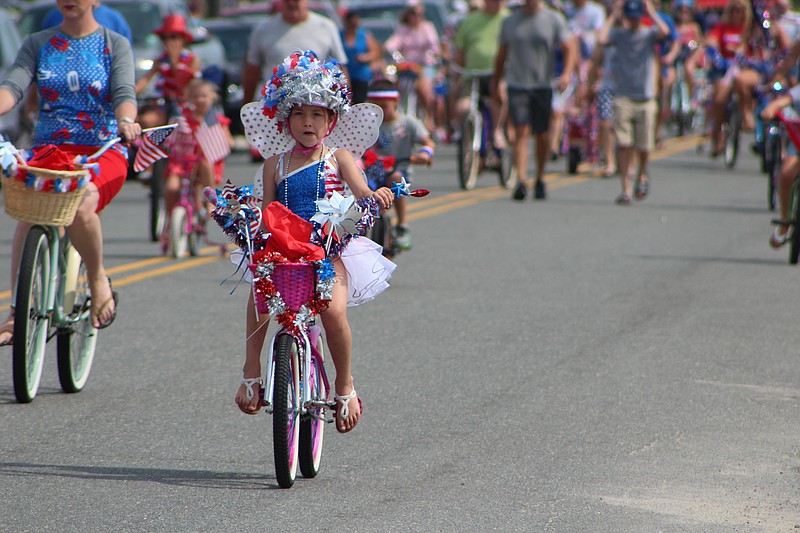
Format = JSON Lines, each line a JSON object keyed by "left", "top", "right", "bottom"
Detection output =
{"left": 153, "top": 14, "right": 194, "bottom": 43}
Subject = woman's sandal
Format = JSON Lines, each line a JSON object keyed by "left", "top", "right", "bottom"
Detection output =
{"left": 91, "top": 277, "right": 119, "bottom": 330}
{"left": 237, "top": 377, "right": 263, "bottom": 415}
{"left": 770, "top": 225, "right": 792, "bottom": 249}
{"left": 334, "top": 390, "right": 364, "bottom": 434}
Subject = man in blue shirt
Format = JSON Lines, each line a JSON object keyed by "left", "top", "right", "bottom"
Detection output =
{"left": 42, "top": 2, "right": 133, "bottom": 44}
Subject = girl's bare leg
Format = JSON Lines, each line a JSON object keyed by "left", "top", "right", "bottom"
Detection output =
{"left": 320, "top": 260, "right": 360, "bottom": 432}
{"left": 235, "top": 293, "right": 270, "bottom": 414}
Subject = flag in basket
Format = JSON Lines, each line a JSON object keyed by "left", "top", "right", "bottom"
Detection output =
{"left": 195, "top": 109, "right": 230, "bottom": 164}
{"left": 133, "top": 125, "right": 176, "bottom": 172}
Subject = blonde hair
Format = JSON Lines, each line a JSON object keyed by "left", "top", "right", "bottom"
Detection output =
{"left": 721, "top": 0, "right": 752, "bottom": 32}
{"left": 186, "top": 78, "right": 220, "bottom": 103}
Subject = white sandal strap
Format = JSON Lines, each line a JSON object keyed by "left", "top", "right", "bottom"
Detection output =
{"left": 241, "top": 377, "right": 263, "bottom": 400}
{"left": 334, "top": 390, "right": 358, "bottom": 418}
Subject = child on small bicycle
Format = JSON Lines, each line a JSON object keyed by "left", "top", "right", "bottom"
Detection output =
{"left": 366, "top": 78, "right": 435, "bottom": 250}
{"left": 235, "top": 50, "right": 395, "bottom": 433}
{"left": 134, "top": 14, "right": 200, "bottom": 130}
{"left": 163, "top": 78, "right": 232, "bottom": 221}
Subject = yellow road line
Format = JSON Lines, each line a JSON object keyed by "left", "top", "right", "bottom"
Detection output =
{"left": 0, "top": 135, "right": 701, "bottom": 303}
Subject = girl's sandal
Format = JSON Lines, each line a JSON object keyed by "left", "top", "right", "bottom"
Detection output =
{"left": 0, "top": 317, "right": 14, "bottom": 347}
{"left": 770, "top": 225, "right": 792, "bottom": 249}
{"left": 334, "top": 390, "right": 364, "bottom": 434}
{"left": 237, "top": 377, "right": 263, "bottom": 415}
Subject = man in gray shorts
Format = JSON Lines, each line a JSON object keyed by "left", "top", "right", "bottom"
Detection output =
{"left": 597, "top": 0, "right": 667, "bottom": 204}
{"left": 493, "top": 0, "right": 576, "bottom": 200}
{"left": 241, "top": 0, "right": 347, "bottom": 105}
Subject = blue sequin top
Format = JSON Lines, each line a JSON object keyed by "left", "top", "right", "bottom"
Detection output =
{"left": 277, "top": 157, "right": 327, "bottom": 221}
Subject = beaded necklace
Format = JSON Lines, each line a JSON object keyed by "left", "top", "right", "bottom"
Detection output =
{"left": 283, "top": 143, "right": 327, "bottom": 208}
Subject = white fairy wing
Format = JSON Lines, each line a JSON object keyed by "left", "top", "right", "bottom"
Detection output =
{"left": 326, "top": 103, "right": 383, "bottom": 160}
{"left": 241, "top": 102, "right": 294, "bottom": 160}
{"left": 241, "top": 102, "right": 383, "bottom": 161}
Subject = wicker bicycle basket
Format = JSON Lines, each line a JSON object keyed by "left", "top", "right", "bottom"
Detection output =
{"left": 256, "top": 262, "right": 317, "bottom": 314}
{"left": 3, "top": 165, "right": 90, "bottom": 226}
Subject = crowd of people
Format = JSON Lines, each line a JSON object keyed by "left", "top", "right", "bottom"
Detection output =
{"left": 3, "top": 0, "right": 800, "bottom": 432}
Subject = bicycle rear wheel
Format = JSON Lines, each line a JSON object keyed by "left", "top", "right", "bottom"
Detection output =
{"left": 370, "top": 212, "right": 394, "bottom": 258}
{"left": 57, "top": 244, "right": 97, "bottom": 393}
{"left": 299, "top": 335, "right": 327, "bottom": 479}
{"left": 187, "top": 209, "right": 203, "bottom": 257}
{"left": 790, "top": 182, "right": 800, "bottom": 265}
{"left": 724, "top": 106, "right": 740, "bottom": 169}
{"left": 149, "top": 159, "right": 167, "bottom": 242}
{"left": 457, "top": 114, "right": 480, "bottom": 190}
{"left": 273, "top": 334, "right": 300, "bottom": 488}
{"left": 498, "top": 145, "right": 515, "bottom": 189}
{"left": 768, "top": 137, "right": 780, "bottom": 212}
{"left": 13, "top": 227, "right": 50, "bottom": 403}
{"left": 169, "top": 206, "right": 189, "bottom": 259}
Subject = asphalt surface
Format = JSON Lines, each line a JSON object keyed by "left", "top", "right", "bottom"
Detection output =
{"left": 1, "top": 137, "right": 799, "bottom": 532}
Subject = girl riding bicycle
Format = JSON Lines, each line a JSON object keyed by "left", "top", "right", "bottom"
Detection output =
{"left": 235, "top": 50, "right": 395, "bottom": 434}
{"left": 163, "top": 79, "right": 232, "bottom": 224}
{"left": 134, "top": 14, "right": 200, "bottom": 130}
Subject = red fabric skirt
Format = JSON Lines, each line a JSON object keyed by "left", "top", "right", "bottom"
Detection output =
{"left": 57, "top": 145, "right": 128, "bottom": 213}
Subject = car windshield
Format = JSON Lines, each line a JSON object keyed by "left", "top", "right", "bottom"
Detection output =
{"left": 111, "top": 2, "right": 164, "bottom": 47}
{"left": 209, "top": 26, "right": 251, "bottom": 65}
{"left": 349, "top": 4, "right": 445, "bottom": 35}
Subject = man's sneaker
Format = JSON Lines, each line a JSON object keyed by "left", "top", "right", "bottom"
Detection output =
{"left": 394, "top": 225, "right": 412, "bottom": 250}
{"left": 534, "top": 180, "right": 547, "bottom": 200}
{"left": 512, "top": 181, "right": 527, "bottom": 201}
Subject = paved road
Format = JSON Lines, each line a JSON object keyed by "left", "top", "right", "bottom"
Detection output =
{"left": 1, "top": 138, "right": 799, "bottom": 532}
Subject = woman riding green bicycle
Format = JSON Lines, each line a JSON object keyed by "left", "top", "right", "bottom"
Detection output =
{"left": 0, "top": 0, "right": 140, "bottom": 345}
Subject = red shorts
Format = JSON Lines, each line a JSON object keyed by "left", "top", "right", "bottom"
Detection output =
{"left": 58, "top": 145, "right": 128, "bottom": 213}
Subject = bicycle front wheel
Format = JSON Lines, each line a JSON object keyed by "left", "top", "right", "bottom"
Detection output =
{"left": 299, "top": 335, "right": 327, "bottom": 479}
{"left": 723, "top": 107, "right": 740, "bottom": 169}
{"left": 149, "top": 159, "right": 167, "bottom": 242}
{"left": 457, "top": 114, "right": 480, "bottom": 190}
{"left": 169, "top": 206, "right": 189, "bottom": 259}
{"left": 273, "top": 334, "right": 300, "bottom": 488}
{"left": 57, "top": 244, "right": 97, "bottom": 393}
{"left": 13, "top": 226, "right": 50, "bottom": 403}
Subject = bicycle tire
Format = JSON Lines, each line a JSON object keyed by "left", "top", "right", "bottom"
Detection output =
{"left": 149, "top": 159, "right": 167, "bottom": 242}
{"left": 457, "top": 114, "right": 479, "bottom": 190}
{"left": 790, "top": 183, "right": 800, "bottom": 265}
{"left": 187, "top": 209, "right": 201, "bottom": 257}
{"left": 273, "top": 334, "right": 300, "bottom": 488}
{"left": 169, "top": 206, "right": 189, "bottom": 259}
{"left": 498, "top": 146, "right": 515, "bottom": 189}
{"left": 724, "top": 106, "right": 740, "bottom": 169}
{"left": 13, "top": 227, "right": 50, "bottom": 403}
{"left": 370, "top": 213, "right": 394, "bottom": 258}
{"left": 768, "top": 138, "right": 780, "bottom": 212}
{"left": 299, "top": 335, "right": 327, "bottom": 479}
{"left": 567, "top": 146, "right": 581, "bottom": 175}
{"left": 57, "top": 244, "right": 97, "bottom": 393}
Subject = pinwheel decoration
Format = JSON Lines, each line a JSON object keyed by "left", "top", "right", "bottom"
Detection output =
{"left": 311, "top": 191, "right": 364, "bottom": 241}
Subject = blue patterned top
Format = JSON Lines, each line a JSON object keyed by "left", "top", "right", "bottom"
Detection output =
{"left": 277, "top": 159, "right": 327, "bottom": 222}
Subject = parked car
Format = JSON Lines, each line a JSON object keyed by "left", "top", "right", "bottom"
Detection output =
{"left": 0, "top": 6, "right": 25, "bottom": 143}
{"left": 201, "top": 16, "right": 266, "bottom": 135}
{"left": 343, "top": 0, "right": 450, "bottom": 37}
{"left": 103, "top": 0, "right": 226, "bottom": 84}
{"left": 219, "top": 0, "right": 343, "bottom": 28}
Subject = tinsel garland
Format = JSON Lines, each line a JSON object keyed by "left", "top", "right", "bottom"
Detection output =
{"left": 250, "top": 251, "right": 336, "bottom": 335}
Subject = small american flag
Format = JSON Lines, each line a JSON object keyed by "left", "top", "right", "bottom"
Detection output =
{"left": 195, "top": 109, "right": 230, "bottom": 164}
{"left": 133, "top": 125, "right": 176, "bottom": 172}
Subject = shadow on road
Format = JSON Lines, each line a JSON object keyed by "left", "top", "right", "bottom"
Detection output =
{"left": 0, "top": 461, "right": 278, "bottom": 490}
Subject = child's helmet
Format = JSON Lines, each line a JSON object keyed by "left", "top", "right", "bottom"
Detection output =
{"left": 261, "top": 50, "right": 351, "bottom": 133}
